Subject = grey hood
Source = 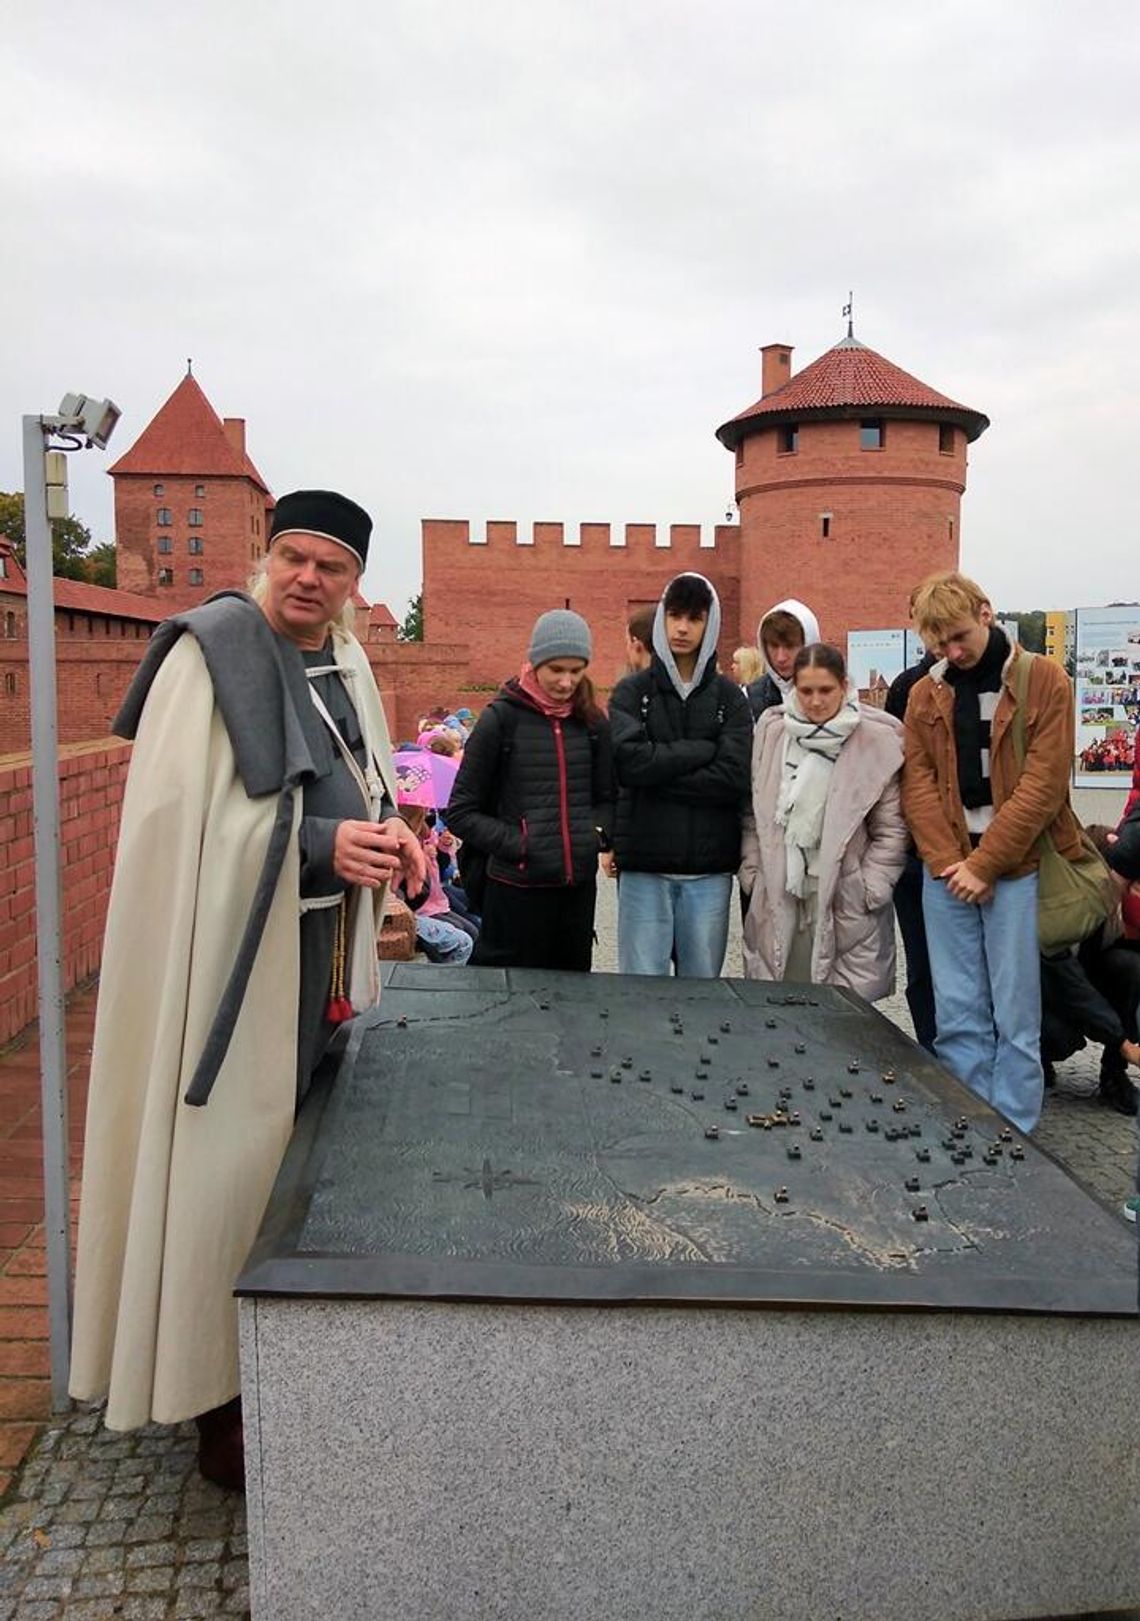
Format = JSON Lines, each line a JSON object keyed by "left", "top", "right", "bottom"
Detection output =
{"left": 652, "top": 574, "right": 722, "bottom": 700}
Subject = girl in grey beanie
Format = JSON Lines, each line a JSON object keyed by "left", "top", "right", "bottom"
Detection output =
{"left": 448, "top": 609, "right": 612, "bottom": 971}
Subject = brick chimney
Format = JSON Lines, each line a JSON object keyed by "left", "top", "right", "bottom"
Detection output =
{"left": 760, "top": 343, "right": 793, "bottom": 397}
{"left": 222, "top": 418, "right": 246, "bottom": 457}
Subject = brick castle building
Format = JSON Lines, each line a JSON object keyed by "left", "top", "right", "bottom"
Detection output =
{"left": 108, "top": 366, "right": 274, "bottom": 605}
{"left": 717, "top": 331, "right": 988, "bottom": 648}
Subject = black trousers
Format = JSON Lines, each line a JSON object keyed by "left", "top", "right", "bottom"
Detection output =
{"left": 893, "top": 850, "right": 937, "bottom": 1053}
{"left": 471, "top": 878, "right": 597, "bottom": 972}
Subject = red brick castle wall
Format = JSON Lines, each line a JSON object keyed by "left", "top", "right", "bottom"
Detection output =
{"left": 422, "top": 519, "right": 742, "bottom": 690}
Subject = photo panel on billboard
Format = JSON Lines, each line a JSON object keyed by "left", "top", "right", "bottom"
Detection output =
{"left": 846, "top": 629, "right": 906, "bottom": 709}
{"left": 1073, "top": 606, "right": 1140, "bottom": 788}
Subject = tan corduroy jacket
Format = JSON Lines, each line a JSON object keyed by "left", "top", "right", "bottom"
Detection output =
{"left": 902, "top": 642, "right": 1080, "bottom": 886}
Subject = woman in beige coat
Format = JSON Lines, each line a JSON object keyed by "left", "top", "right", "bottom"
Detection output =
{"left": 740, "top": 643, "right": 908, "bottom": 1000}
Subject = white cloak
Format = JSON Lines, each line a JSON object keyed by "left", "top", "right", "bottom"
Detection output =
{"left": 70, "top": 628, "right": 395, "bottom": 1428}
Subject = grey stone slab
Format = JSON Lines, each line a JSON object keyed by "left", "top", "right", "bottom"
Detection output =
{"left": 243, "top": 1295, "right": 1140, "bottom": 1621}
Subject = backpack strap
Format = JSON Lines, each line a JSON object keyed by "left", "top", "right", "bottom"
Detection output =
{"left": 1009, "top": 648, "right": 1035, "bottom": 773}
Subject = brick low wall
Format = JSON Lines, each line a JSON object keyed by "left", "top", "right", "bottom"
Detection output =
{"left": 0, "top": 740, "right": 131, "bottom": 1047}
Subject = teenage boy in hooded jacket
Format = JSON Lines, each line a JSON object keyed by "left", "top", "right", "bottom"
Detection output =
{"left": 610, "top": 573, "right": 752, "bottom": 976}
{"left": 746, "top": 598, "right": 821, "bottom": 722}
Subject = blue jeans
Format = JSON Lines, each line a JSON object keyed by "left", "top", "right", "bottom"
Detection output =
{"left": 415, "top": 914, "right": 474, "bottom": 966}
{"left": 922, "top": 869, "right": 1043, "bottom": 1134}
{"left": 618, "top": 872, "right": 733, "bottom": 978}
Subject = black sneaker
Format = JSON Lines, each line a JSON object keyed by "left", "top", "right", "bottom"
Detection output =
{"left": 1097, "top": 1066, "right": 1139, "bottom": 1117}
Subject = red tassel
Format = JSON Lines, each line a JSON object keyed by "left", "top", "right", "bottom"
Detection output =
{"left": 325, "top": 996, "right": 354, "bottom": 1024}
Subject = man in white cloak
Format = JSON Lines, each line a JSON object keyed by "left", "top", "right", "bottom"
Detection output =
{"left": 70, "top": 489, "right": 425, "bottom": 1489}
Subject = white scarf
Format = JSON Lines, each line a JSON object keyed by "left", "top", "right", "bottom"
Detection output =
{"left": 776, "top": 690, "right": 862, "bottom": 898}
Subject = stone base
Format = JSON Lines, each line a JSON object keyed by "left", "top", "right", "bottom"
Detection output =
{"left": 241, "top": 1296, "right": 1140, "bottom": 1621}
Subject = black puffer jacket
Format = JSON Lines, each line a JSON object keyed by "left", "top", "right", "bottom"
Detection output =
{"left": 745, "top": 672, "right": 783, "bottom": 723}
{"left": 610, "top": 658, "right": 752, "bottom": 874}
{"left": 448, "top": 683, "right": 613, "bottom": 888}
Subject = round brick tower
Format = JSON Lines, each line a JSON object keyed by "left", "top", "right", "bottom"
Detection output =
{"left": 716, "top": 332, "right": 989, "bottom": 648}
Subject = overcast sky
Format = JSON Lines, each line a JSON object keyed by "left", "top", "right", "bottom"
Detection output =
{"left": 4, "top": 1, "right": 1138, "bottom": 622}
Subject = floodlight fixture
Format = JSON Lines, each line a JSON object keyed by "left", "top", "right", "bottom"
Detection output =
{"left": 55, "top": 391, "right": 121, "bottom": 449}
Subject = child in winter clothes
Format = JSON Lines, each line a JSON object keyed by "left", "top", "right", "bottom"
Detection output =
{"left": 396, "top": 805, "right": 476, "bottom": 965}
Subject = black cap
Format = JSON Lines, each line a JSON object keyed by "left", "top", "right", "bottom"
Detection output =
{"left": 268, "top": 489, "right": 372, "bottom": 569}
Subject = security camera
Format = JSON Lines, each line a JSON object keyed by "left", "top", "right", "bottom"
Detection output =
{"left": 57, "top": 392, "right": 121, "bottom": 449}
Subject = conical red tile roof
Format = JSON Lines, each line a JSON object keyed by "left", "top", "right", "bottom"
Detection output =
{"left": 108, "top": 373, "right": 270, "bottom": 491}
{"left": 716, "top": 335, "right": 988, "bottom": 450}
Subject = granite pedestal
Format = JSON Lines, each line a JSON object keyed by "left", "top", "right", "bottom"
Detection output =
{"left": 238, "top": 965, "right": 1140, "bottom": 1620}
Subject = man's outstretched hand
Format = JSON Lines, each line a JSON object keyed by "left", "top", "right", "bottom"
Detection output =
{"left": 334, "top": 818, "right": 426, "bottom": 892}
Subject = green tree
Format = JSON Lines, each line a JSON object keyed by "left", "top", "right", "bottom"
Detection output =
{"left": 1008, "top": 610, "right": 1046, "bottom": 653}
{"left": 0, "top": 490, "right": 108, "bottom": 582}
{"left": 82, "top": 541, "right": 117, "bottom": 589}
{"left": 398, "top": 590, "right": 424, "bottom": 643}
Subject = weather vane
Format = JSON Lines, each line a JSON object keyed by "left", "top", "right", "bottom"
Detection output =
{"left": 842, "top": 292, "right": 854, "bottom": 339}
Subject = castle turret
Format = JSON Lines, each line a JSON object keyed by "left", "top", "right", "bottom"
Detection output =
{"left": 108, "top": 369, "right": 274, "bottom": 602}
{"left": 716, "top": 332, "right": 989, "bottom": 648}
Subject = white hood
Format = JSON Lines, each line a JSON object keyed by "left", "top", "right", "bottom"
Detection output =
{"left": 757, "top": 598, "right": 821, "bottom": 697}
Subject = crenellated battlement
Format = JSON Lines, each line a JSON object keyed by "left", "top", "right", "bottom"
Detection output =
{"left": 423, "top": 519, "right": 740, "bottom": 555}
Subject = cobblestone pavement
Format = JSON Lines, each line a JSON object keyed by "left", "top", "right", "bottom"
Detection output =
{"left": 3, "top": 857, "right": 1138, "bottom": 1619}
{"left": 0, "top": 1412, "right": 246, "bottom": 1619}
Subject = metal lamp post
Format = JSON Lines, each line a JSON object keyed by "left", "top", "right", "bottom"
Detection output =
{"left": 21, "top": 395, "right": 120, "bottom": 1409}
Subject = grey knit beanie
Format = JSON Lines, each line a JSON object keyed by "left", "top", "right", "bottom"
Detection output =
{"left": 527, "top": 609, "right": 592, "bottom": 668}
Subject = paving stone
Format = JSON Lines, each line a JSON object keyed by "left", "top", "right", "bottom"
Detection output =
{"left": 179, "top": 1561, "right": 223, "bottom": 1588}
{"left": 122, "top": 1513, "right": 175, "bottom": 1543}
{"left": 19, "top": 1573, "right": 73, "bottom": 1602}
{"left": 221, "top": 1557, "right": 247, "bottom": 1589}
{"left": 184, "top": 1536, "right": 227, "bottom": 1562}
{"left": 101, "top": 1490, "right": 144, "bottom": 1519}
{"left": 114, "top": 1597, "right": 171, "bottom": 1620}
{"left": 84, "top": 1518, "right": 131, "bottom": 1546}
{"left": 34, "top": 1544, "right": 84, "bottom": 1575}
{"left": 72, "top": 1569, "right": 127, "bottom": 1598}
{"left": 177, "top": 1514, "right": 230, "bottom": 1540}
{"left": 82, "top": 1543, "right": 126, "bottom": 1572}
{"left": 11, "top": 1603, "right": 57, "bottom": 1621}
{"left": 0, "top": 1503, "right": 37, "bottom": 1531}
{"left": 173, "top": 1588, "right": 225, "bottom": 1617}
{"left": 35, "top": 1521, "right": 85, "bottom": 1549}
{"left": 125, "top": 1540, "right": 179, "bottom": 1568}
{"left": 147, "top": 1491, "right": 181, "bottom": 1516}
{"left": 64, "top": 1603, "right": 135, "bottom": 1621}
{"left": 128, "top": 1564, "right": 175, "bottom": 1594}
{"left": 49, "top": 1496, "right": 101, "bottom": 1524}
